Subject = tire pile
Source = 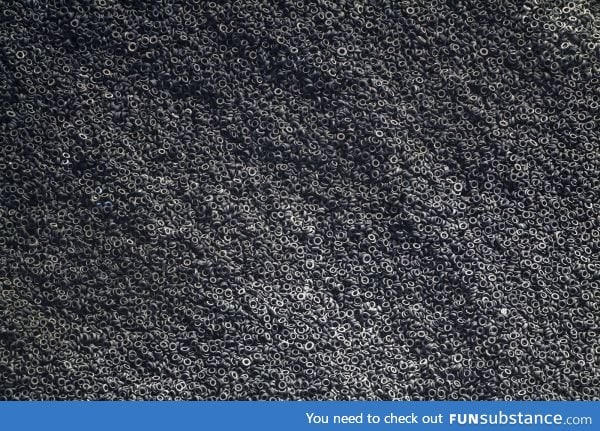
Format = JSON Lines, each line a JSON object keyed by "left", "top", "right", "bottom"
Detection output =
{"left": 0, "top": 0, "right": 598, "bottom": 400}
